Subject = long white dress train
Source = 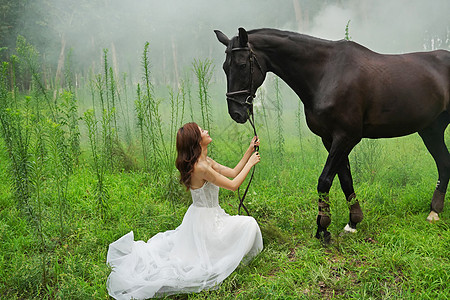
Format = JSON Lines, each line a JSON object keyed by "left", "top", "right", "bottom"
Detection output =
{"left": 106, "top": 181, "right": 263, "bottom": 299}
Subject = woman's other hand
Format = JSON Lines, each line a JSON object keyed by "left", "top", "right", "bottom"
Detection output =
{"left": 248, "top": 151, "right": 260, "bottom": 167}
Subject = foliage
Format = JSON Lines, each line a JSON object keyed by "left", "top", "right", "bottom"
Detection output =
{"left": 192, "top": 58, "right": 214, "bottom": 132}
{"left": 345, "top": 20, "right": 352, "bottom": 41}
{"left": 296, "top": 96, "right": 305, "bottom": 164}
{"left": 0, "top": 36, "right": 82, "bottom": 288}
{"left": 84, "top": 108, "right": 110, "bottom": 220}
{"left": 273, "top": 76, "right": 285, "bottom": 159}
{"left": 135, "top": 42, "right": 169, "bottom": 174}
{"left": 0, "top": 61, "right": 33, "bottom": 216}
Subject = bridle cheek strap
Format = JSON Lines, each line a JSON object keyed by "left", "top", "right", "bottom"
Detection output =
{"left": 226, "top": 45, "right": 261, "bottom": 108}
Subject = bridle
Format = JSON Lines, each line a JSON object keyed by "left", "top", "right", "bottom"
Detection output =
{"left": 225, "top": 44, "right": 263, "bottom": 215}
{"left": 225, "top": 44, "right": 263, "bottom": 111}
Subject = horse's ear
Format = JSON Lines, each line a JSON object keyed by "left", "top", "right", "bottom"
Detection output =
{"left": 238, "top": 27, "right": 248, "bottom": 47}
{"left": 214, "top": 30, "right": 230, "bottom": 47}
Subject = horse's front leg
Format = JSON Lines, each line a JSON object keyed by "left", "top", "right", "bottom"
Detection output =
{"left": 321, "top": 141, "right": 363, "bottom": 232}
{"left": 316, "top": 136, "right": 358, "bottom": 243}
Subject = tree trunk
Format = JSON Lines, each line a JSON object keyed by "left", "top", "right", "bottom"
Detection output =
{"left": 171, "top": 36, "right": 179, "bottom": 88}
{"left": 292, "top": 0, "right": 303, "bottom": 32}
{"left": 292, "top": 0, "right": 310, "bottom": 32}
{"left": 111, "top": 42, "right": 120, "bottom": 79}
{"left": 162, "top": 42, "right": 167, "bottom": 85}
{"left": 55, "top": 32, "right": 66, "bottom": 90}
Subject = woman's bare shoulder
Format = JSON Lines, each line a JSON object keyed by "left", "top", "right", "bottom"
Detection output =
{"left": 190, "top": 160, "right": 212, "bottom": 188}
{"left": 194, "top": 159, "right": 208, "bottom": 170}
{"left": 192, "top": 159, "right": 210, "bottom": 177}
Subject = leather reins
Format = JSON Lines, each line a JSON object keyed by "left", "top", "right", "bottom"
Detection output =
{"left": 225, "top": 44, "right": 263, "bottom": 215}
{"left": 237, "top": 112, "right": 258, "bottom": 215}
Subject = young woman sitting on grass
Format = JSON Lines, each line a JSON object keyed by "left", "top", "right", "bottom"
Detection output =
{"left": 106, "top": 122, "right": 263, "bottom": 299}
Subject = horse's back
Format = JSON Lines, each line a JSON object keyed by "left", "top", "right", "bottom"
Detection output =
{"left": 347, "top": 44, "right": 450, "bottom": 101}
{"left": 342, "top": 42, "right": 450, "bottom": 80}
{"left": 329, "top": 43, "right": 450, "bottom": 138}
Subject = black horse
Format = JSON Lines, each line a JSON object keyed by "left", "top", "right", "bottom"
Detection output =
{"left": 215, "top": 27, "right": 450, "bottom": 242}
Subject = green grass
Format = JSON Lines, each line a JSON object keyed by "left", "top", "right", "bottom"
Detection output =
{"left": 1, "top": 131, "right": 449, "bottom": 299}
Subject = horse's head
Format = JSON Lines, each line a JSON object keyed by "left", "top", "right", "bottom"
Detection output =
{"left": 215, "top": 28, "right": 266, "bottom": 124}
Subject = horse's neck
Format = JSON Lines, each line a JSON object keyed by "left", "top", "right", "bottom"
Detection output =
{"left": 253, "top": 33, "right": 334, "bottom": 107}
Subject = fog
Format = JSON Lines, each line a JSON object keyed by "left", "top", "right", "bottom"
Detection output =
{"left": 310, "top": 0, "right": 450, "bottom": 53}
{"left": 12, "top": 0, "right": 450, "bottom": 87}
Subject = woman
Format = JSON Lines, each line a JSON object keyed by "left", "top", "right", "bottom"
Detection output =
{"left": 106, "top": 122, "right": 263, "bottom": 299}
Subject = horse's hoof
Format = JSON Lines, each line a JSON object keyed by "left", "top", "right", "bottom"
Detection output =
{"left": 343, "top": 224, "right": 357, "bottom": 233}
{"left": 323, "top": 231, "right": 331, "bottom": 244}
{"left": 427, "top": 211, "right": 440, "bottom": 222}
{"left": 315, "top": 230, "right": 332, "bottom": 244}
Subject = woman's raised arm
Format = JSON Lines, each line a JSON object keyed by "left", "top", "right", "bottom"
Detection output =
{"left": 209, "top": 136, "right": 259, "bottom": 178}
{"left": 199, "top": 151, "right": 260, "bottom": 191}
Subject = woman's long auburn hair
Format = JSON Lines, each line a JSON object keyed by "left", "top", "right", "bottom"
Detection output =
{"left": 175, "top": 122, "right": 202, "bottom": 189}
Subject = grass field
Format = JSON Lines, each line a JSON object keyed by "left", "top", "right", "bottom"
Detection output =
{"left": 1, "top": 130, "right": 449, "bottom": 299}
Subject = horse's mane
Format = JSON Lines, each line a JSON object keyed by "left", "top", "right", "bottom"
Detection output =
{"left": 247, "top": 28, "right": 337, "bottom": 45}
{"left": 246, "top": 28, "right": 381, "bottom": 56}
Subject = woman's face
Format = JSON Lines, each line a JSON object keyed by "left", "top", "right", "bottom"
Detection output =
{"left": 199, "top": 126, "right": 212, "bottom": 146}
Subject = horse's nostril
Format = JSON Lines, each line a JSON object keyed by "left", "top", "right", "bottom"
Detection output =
{"left": 231, "top": 113, "right": 240, "bottom": 122}
{"left": 231, "top": 112, "right": 247, "bottom": 124}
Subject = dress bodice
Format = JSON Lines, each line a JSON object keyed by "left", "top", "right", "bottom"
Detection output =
{"left": 190, "top": 181, "right": 219, "bottom": 208}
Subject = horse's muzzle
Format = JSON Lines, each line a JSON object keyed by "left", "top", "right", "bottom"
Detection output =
{"left": 227, "top": 103, "right": 249, "bottom": 123}
{"left": 230, "top": 111, "right": 248, "bottom": 124}
{"left": 226, "top": 93, "right": 253, "bottom": 124}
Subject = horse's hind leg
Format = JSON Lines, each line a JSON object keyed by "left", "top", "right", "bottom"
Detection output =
{"left": 418, "top": 113, "right": 450, "bottom": 221}
{"left": 337, "top": 156, "right": 363, "bottom": 233}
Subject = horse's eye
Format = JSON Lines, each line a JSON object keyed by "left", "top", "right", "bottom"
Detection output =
{"left": 240, "top": 63, "right": 246, "bottom": 69}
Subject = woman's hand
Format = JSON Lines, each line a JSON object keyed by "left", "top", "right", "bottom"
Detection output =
{"left": 249, "top": 136, "right": 260, "bottom": 151}
{"left": 248, "top": 151, "right": 261, "bottom": 167}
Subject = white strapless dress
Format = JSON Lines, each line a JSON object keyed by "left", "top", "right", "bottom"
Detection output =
{"left": 106, "top": 181, "right": 263, "bottom": 299}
